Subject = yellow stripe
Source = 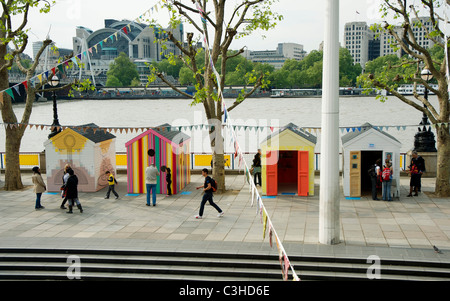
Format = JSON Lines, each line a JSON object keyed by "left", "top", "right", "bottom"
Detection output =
{"left": 19, "top": 154, "right": 39, "bottom": 166}
{"left": 115, "top": 154, "right": 127, "bottom": 167}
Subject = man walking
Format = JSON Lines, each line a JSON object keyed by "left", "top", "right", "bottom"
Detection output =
{"left": 195, "top": 168, "right": 224, "bottom": 219}
{"left": 145, "top": 163, "right": 160, "bottom": 206}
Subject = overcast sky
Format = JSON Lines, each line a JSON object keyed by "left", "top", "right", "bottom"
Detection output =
{"left": 20, "top": 0, "right": 446, "bottom": 57}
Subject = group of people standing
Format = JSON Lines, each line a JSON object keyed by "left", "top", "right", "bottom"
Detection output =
{"left": 369, "top": 151, "right": 425, "bottom": 201}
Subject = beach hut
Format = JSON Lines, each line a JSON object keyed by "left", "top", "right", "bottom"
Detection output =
{"left": 260, "top": 123, "right": 317, "bottom": 196}
{"left": 44, "top": 123, "right": 117, "bottom": 193}
{"left": 341, "top": 122, "right": 401, "bottom": 198}
{"left": 125, "top": 124, "right": 191, "bottom": 195}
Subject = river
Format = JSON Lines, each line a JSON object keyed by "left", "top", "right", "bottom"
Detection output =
{"left": 0, "top": 95, "right": 440, "bottom": 154}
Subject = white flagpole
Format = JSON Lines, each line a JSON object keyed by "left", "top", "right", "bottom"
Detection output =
{"left": 319, "top": 0, "right": 341, "bottom": 245}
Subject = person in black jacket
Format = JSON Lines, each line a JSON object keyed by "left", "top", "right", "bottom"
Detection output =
{"left": 166, "top": 168, "right": 172, "bottom": 196}
{"left": 65, "top": 169, "right": 83, "bottom": 214}
{"left": 252, "top": 149, "right": 262, "bottom": 186}
{"left": 407, "top": 151, "right": 426, "bottom": 197}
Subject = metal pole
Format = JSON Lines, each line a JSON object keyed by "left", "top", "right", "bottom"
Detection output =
{"left": 319, "top": 0, "right": 340, "bottom": 245}
{"left": 48, "top": 90, "right": 61, "bottom": 139}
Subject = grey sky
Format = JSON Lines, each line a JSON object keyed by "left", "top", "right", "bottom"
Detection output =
{"left": 21, "top": 0, "right": 442, "bottom": 57}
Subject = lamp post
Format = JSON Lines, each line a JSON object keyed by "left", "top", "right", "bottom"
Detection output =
{"left": 414, "top": 68, "right": 437, "bottom": 152}
{"left": 48, "top": 75, "right": 61, "bottom": 139}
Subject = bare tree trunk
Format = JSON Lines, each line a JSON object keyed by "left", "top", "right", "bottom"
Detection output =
{"left": 435, "top": 124, "right": 450, "bottom": 197}
{"left": 210, "top": 118, "right": 225, "bottom": 193}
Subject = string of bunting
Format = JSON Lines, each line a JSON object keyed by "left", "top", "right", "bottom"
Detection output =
{"left": 1, "top": 121, "right": 448, "bottom": 135}
{"left": 194, "top": 1, "right": 299, "bottom": 281}
{"left": 0, "top": 0, "right": 169, "bottom": 105}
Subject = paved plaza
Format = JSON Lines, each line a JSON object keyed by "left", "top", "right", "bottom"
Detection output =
{"left": 0, "top": 172, "right": 449, "bottom": 264}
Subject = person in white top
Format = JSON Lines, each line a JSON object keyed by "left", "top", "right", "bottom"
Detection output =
{"left": 145, "top": 163, "right": 160, "bottom": 206}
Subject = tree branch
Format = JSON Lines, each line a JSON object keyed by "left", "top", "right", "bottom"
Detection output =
{"left": 155, "top": 72, "right": 194, "bottom": 99}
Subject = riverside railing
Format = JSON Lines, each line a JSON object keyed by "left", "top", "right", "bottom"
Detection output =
{"left": 1, "top": 152, "right": 409, "bottom": 172}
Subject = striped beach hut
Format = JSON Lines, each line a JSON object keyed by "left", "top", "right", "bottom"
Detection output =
{"left": 125, "top": 124, "right": 191, "bottom": 195}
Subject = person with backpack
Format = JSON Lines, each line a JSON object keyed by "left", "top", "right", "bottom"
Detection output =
{"left": 381, "top": 159, "right": 393, "bottom": 202}
{"left": 369, "top": 159, "right": 382, "bottom": 200}
{"left": 195, "top": 168, "right": 224, "bottom": 219}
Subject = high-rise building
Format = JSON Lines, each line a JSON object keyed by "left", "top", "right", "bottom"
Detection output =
{"left": 343, "top": 22, "right": 372, "bottom": 67}
{"left": 344, "top": 17, "right": 438, "bottom": 68}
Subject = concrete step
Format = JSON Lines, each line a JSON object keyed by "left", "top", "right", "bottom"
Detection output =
{"left": 0, "top": 248, "right": 449, "bottom": 281}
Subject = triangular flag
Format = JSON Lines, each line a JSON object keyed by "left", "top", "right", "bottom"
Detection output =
{"left": 51, "top": 67, "right": 56, "bottom": 76}
{"left": 71, "top": 57, "right": 78, "bottom": 67}
{"left": 37, "top": 74, "right": 43, "bottom": 84}
{"left": 122, "top": 26, "right": 128, "bottom": 35}
{"left": 22, "top": 81, "right": 28, "bottom": 90}
{"left": 12, "top": 85, "right": 21, "bottom": 96}
{"left": 57, "top": 64, "right": 65, "bottom": 75}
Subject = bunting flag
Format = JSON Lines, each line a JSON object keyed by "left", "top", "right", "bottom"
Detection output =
{"left": 0, "top": 1, "right": 171, "bottom": 97}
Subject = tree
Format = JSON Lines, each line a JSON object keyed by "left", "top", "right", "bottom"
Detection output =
{"left": 147, "top": 0, "right": 282, "bottom": 193}
{"left": 0, "top": 0, "right": 53, "bottom": 190}
{"left": 358, "top": 0, "right": 450, "bottom": 197}
{"left": 106, "top": 52, "right": 140, "bottom": 87}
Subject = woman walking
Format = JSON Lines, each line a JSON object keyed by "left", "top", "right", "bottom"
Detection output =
{"left": 60, "top": 164, "right": 71, "bottom": 209}
{"left": 65, "top": 168, "right": 83, "bottom": 214}
{"left": 31, "top": 166, "right": 46, "bottom": 210}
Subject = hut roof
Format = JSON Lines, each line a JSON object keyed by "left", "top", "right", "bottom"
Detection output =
{"left": 262, "top": 122, "right": 317, "bottom": 145}
{"left": 153, "top": 123, "right": 191, "bottom": 144}
{"left": 341, "top": 122, "right": 400, "bottom": 145}
{"left": 71, "top": 123, "right": 116, "bottom": 143}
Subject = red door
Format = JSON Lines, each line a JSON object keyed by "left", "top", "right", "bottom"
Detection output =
{"left": 298, "top": 151, "right": 309, "bottom": 196}
{"left": 266, "top": 151, "right": 278, "bottom": 196}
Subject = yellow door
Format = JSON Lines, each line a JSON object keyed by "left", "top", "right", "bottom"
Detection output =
{"left": 350, "top": 151, "right": 361, "bottom": 197}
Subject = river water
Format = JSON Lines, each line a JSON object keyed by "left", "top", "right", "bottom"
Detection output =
{"left": 0, "top": 95, "right": 439, "bottom": 154}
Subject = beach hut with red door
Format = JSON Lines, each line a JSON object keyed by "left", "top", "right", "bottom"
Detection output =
{"left": 260, "top": 123, "right": 316, "bottom": 196}
{"left": 125, "top": 124, "right": 191, "bottom": 195}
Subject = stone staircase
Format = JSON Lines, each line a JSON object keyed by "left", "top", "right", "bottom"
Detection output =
{"left": 0, "top": 248, "right": 449, "bottom": 281}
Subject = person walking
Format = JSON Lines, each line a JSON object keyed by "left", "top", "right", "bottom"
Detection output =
{"left": 369, "top": 159, "right": 382, "bottom": 200}
{"left": 65, "top": 168, "right": 83, "bottom": 214}
{"left": 166, "top": 167, "right": 172, "bottom": 196}
{"left": 104, "top": 171, "right": 119, "bottom": 199}
{"left": 145, "top": 163, "right": 160, "bottom": 206}
{"left": 252, "top": 149, "right": 262, "bottom": 186}
{"left": 195, "top": 168, "right": 224, "bottom": 219}
{"left": 31, "top": 166, "right": 46, "bottom": 210}
{"left": 60, "top": 164, "right": 71, "bottom": 209}
{"left": 381, "top": 159, "right": 393, "bottom": 202}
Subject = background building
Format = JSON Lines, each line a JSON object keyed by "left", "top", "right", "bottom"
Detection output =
{"left": 344, "top": 17, "right": 438, "bottom": 70}
{"left": 72, "top": 19, "right": 184, "bottom": 83}
{"left": 243, "top": 42, "right": 307, "bottom": 69}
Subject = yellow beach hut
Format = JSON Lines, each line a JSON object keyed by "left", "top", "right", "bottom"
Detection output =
{"left": 260, "top": 123, "right": 317, "bottom": 196}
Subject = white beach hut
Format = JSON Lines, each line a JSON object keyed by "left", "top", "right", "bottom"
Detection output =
{"left": 341, "top": 123, "right": 401, "bottom": 199}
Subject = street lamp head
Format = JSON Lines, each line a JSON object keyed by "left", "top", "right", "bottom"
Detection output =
{"left": 420, "top": 68, "right": 433, "bottom": 82}
{"left": 49, "top": 75, "right": 60, "bottom": 87}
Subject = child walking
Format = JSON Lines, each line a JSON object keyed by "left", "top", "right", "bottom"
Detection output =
{"left": 104, "top": 171, "right": 119, "bottom": 199}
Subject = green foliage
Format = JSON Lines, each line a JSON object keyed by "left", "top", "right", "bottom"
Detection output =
{"left": 106, "top": 52, "right": 140, "bottom": 87}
